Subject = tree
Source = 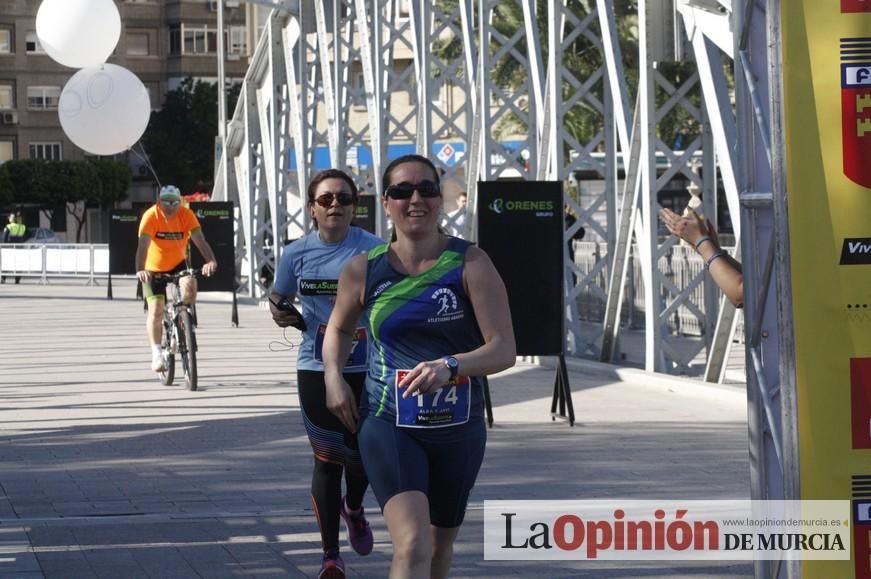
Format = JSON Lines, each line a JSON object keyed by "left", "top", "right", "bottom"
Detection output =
{"left": 0, "top": 164, "right": 14, "bottom": 206}
{"left": 4, "top": 159, "right": 130, "bottom": 241}
{"left": 62, "top": 159, "right": 132, "bottom": 242}
{"left": 141, "top": 78, "right": 241, "bottom": 195}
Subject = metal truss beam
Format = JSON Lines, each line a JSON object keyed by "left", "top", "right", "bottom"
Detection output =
{"left": 213, "top": 0, "right": 765, "bottom": 388}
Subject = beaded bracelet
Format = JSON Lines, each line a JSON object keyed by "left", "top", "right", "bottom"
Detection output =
{"left": 694, "top": 236, "right": 712, "bottom": 251}
{"left": 705, "top": 250, "right": 727, "bottom": 270}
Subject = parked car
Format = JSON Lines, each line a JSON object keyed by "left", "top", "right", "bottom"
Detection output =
{"left": 24, "top": 228, "right": 62, "bottom": 244}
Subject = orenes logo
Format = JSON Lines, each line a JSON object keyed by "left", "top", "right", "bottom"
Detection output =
{"left": 489, "top": 198, "right": 504, "bottom": 214}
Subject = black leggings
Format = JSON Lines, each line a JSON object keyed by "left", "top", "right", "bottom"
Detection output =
{"left": 298, "top": 370, "right": 367, "bottom": 555}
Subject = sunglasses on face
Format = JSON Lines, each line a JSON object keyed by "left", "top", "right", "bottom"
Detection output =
{"left": 313, "top": 192, "right": 356, "bottom": 207}
{"left": 160, "top": 200, "right": 181, "bottom": 207}
{"left": 384, "top": 180, "right": 441, "bottom": 200}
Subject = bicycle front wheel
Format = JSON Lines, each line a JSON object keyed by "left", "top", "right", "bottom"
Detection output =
{"left": 179, "top": 309, "right": 198, "bottom": 391}
{"left": 159, "top": 317, "right": 175, "bottom": 386}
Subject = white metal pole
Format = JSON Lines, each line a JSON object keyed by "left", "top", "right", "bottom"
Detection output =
{"left": 217, "top": 0, "right": 229, "bottom": 199}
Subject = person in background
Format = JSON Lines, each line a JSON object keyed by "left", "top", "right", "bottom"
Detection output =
{"left": 1, "top": 213, "right": 26, "bottom": 284}
{"left": 135, "top": 185, "right": 218, "bottom": 372}
{"left": 324, "top": 154, "right": 516, "bottom": 579}
{"left": 270, "top": 169, "right": 382, "bottom": 579}
{"left": 659, "top": 206, "right": 743, "bottom": 308}
{"left": 442, "top": 191, "right": 467, "bottom": 238}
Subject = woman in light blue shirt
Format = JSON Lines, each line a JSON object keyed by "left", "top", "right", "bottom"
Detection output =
{"left": 270, "top": 169, "right": 383, "bottom": 579}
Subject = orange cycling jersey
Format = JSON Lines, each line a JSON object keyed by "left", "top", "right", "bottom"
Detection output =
{"left": 138, "top": 205, "right": 202, "bottom": 272}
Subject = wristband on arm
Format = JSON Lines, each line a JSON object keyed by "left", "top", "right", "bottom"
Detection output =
{"left": 694, "top": 236, "right": 712, "bottom": 251}
{"left": 705, "top": 250, "right": 728, "bottom": 270}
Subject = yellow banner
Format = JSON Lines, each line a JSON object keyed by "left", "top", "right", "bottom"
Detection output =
{"left": 782, "top": 1, "right": 871, "bottom": 577}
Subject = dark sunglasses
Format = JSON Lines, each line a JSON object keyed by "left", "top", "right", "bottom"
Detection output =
{"left": 384, "top": 180, "right": 441, "bottom": 200}
{"left": 313, "top": 192, "right": 356, "bottom": 207}
{"left": 160, "top": 199, "right": 181, "bottom": 207}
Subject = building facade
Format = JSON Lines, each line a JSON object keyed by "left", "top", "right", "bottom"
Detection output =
{"left": 0, "top": 0, "right": 249, "bottom": 240}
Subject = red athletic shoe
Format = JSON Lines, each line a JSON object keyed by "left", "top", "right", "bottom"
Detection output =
{"left": 319, "top": 553, "right": 345, "bottom": 579}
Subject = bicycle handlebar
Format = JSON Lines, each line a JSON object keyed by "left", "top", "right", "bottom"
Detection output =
{"left": 151, "top": 268, "right": 200, "bottom": 282}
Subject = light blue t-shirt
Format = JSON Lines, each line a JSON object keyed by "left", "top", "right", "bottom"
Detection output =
{"left": 273, "top": 226, "right": 384, "bottom": 372}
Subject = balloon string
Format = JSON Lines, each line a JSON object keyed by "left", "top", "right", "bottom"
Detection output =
{"left": 129, "top": 142, "right": 162, "bottom": 189}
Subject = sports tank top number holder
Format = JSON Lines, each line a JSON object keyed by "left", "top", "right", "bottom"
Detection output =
{"left": 394, "top": 370, "right": 471, "bottom": 429}
{"left": 314, "top": 324, "right": 368, "bottom": 367}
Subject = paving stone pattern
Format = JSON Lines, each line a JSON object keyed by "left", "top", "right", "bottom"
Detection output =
{"left": 0, "top": 281, "right": 752, "bottom": 578}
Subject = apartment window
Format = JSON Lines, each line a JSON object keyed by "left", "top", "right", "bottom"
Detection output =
{"left": 0, "top": 28, "right": 12, "bottom": 54}
{"left": 229, "top": 26, "right": 247, "bottom": 56}
{"left": 0, "top": 140, "right": 14, "bottom": 165}
{"left": 351, "top": 71, "right": 366, "bottom": 108}
{"left": 0, "top": 83, "right": 13, "bottom": 109}
{"left": 126, "top": 31, "right": 150, "bottom": 56}
{"left": 184, "top": 27, "right": 217, "bottom": 54}
{"left": 25, "top": 31, "right": 45, "bottom": 54}
{"left": 396, "top": 0, "right": 410, "bottom": 20}
{"left": 27, "top": 86, "right": 60, "bottom": 110}
{"left": 169, "top": 25, "right": 181, "bottom": 54}
{"left": 29, "top": 142, "right": 62, "bottom": 160}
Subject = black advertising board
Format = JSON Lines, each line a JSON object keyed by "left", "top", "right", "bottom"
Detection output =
{"left": 476, "top": 181, "right": 564, "bottom": 356}
{"left": 189, "top": 202, "right": 235, "bottom": 292}
{"left": 108, "top": 209, "right": 142, "bottom": 275}
{"left": 354, "top": 195, "right": 377, "bottom": 233}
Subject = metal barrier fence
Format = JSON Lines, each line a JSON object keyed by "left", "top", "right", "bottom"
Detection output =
{"left": 1, "top": 242, "right": 741, "bottom": 342}
{"left": 0, "top": 244, "right": 109, "bottom": 284}
{"left": 573, "top": 240, "right": 744, "bottom": 341}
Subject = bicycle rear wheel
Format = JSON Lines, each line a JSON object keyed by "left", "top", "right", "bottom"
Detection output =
{"left": 179, "top": 309, "right": 198, "bottom": 391}
{"left": 159, "top": 316, "right": 175, "bottom": 386}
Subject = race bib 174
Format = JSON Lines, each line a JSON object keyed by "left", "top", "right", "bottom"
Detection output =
{"left": 395, "top": 370, "right": 471, "bottom": 428}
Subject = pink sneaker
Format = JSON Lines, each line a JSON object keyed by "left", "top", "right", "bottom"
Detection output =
{"left": 340, "top": 497, "right": 374, "bottom": 556}
{"left": 318, "top": 553, "right": 345, "bottom": 579}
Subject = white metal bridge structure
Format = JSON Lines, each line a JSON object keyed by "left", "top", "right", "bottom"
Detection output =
{"left": 212, "top": 3, "right": 793, "bottom": 576}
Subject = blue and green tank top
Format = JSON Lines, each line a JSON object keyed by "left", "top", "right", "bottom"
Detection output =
{"left": 362, "top": 236, "right": 485, "bottom": 423}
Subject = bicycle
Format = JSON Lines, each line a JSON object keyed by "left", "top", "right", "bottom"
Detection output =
{"left": 154, "top": 268, "right": 200, "bottom": 391}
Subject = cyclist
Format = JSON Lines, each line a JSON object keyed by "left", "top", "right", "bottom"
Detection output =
{"left": 135, "top": 185, "right": 218, "bottom": 373}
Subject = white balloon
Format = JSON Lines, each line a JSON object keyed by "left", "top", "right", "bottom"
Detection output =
{"left": 36, "top": 0, "right": 121, "bottom": 69}
{"left": 59, "top": 64, "right": 151, "bottom": 156}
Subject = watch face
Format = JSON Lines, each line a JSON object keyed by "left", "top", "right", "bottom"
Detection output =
{"left": 446, "top": 356, "right": 459, "bottom": 369}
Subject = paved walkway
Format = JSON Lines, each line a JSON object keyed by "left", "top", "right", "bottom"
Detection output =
{"left": 0, "top": 280, "right": 752, "bottom": 578}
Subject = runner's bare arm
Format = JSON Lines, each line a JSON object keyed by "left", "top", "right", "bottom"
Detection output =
{"left": 323, "top": 253, "right": 368, "bottom": 432}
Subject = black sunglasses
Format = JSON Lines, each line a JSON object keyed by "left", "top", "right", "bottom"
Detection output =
{"left": 160, "top": 199, "right": 181, "bottom": 207}
{"left": 384, "top": 180, "right": 441, "bottom": 200}
{"left": 313, "top": 192, "right": 356, "bottom": 207}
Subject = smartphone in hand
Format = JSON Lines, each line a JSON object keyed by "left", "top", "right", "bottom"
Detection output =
{"left": 270, "top": 296, "right": 307, "bottom": 331}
